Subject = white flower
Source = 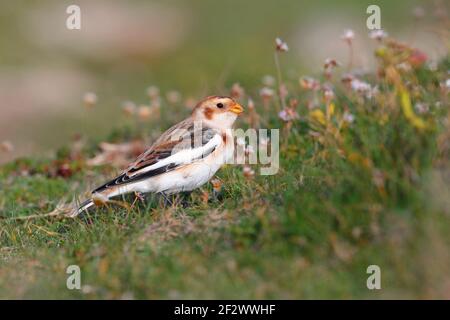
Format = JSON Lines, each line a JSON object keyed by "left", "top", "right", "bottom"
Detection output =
{"left": 121, "top": 101, "right": 136, "bottom": 116}
{"left": 83, "top": 92, "right": 97, "bottom": 107}
{"left": 278, "top": 108, "right": 299, "bottom": 122}
{"left": 275, "top": 37, "right": 289, "bottom": 52}
{"left": 369, "top": 29, "right": 388, "bottom": 41}
{"left": 247, "top": 98, "right": 255, "bottom": 110}
{"left": 341, "top": 29, "right": 355, "bottom": 43}
{"left": 323, "top": 84, "right": 335, "bottom": 102}
{"left": 260, "top": 87, "right": 274, "bottom": 99}
{"left": 262, "top": 75, "right": 275, "bottom": 87}
{"left": 146, "top": 86, "right": 159, "bottom": 99}
{"left": 414, "top": 103, "right": 429, "bottom": 114}
{"left": 299, "top": 76, "right": 320, "bottom": 90}
{"left": 351, "top": 79, "right": 377, "bottom": 99}
{"left": 343, "top": 112, "right": 355, "bottom": 124}
{"left": 351, "top": 79, "right": 371, "bottom": 92}
{"left": 445, "top": 78, "right": 450, "bottom": 89}
{"left": 396, "top": 62, "right": 412, "bottom": 72}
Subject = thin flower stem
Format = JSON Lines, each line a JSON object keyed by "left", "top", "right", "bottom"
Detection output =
{"left": 347, "top": 43, "right": 354, "bottom": 71}
{"left": 274, "top": 52, "right": 286, "bottom": 111}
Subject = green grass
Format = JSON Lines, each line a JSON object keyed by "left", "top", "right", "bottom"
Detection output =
{"left": 1, "top": 37, "right": 450, "bottom": 299}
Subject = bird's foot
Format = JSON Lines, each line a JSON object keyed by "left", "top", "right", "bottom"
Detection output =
{"left": 131, "top": 191, "right": 147, "bottom": 208}
{"left": 134, "top": 191, "right": 146, "bottom": 202}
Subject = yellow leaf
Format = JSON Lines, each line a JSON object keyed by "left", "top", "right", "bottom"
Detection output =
{"left": 310, "top": 109, "right": 326, "bottom": 125}
{"left": 327, "top": 102, "right": 335, "bottom": 118}
{"left": 399, "top": 89, "right": 427, "bottom": 129}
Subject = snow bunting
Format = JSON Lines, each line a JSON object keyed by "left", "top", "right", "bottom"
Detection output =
{"left": 71, "top": 96, "right": 243, "bottom": 217}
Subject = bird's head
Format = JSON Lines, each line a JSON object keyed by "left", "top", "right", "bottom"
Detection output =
{"left": 192, "top": 96, "right": 244, "bottom": 129}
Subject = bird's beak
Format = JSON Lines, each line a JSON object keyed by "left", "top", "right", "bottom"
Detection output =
{"left": 229, "top": 102, "right": 244, "bottom": 115}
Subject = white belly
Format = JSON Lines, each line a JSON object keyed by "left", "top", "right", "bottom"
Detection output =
{"left": 150, "top": 161, "right": 221, "bottom": 194}
{"left": 111, "top": 133, "right": 232, "bottom": 196}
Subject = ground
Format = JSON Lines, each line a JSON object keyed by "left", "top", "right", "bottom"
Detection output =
{"left": 1, "top": 32, "right": 449, "bottom": 298}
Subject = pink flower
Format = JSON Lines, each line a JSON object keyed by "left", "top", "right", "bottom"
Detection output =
{"left": 278, "top": 108, "right": 299, "bottom": 122}
{"left": 343, "top": 112, "right": 355, "bottom": 124}
{"left": 260, "top": 87, "right": 275, "bottom": 99}
{"left": 341, "top": 29, "right": 355, "bottom": 44}
{"left": 323, "top": 86, "right": 335, "bottom": 102}
{"left": 230, "top": 83, "right": 245, "bottom": 99}
{"left": 369, "top": 29, "right": 388, "bottom": 41}
{"left": 299, "top": 76, "right": 320, "bottom": 91}
{"left": 243, "top": 166, "right": 255, "bottom": 178}
{"left": 275, "top": 37, "right": 289, "bottom": 52}
{"left": 324, "top": 58, "right": 341, "bottom": 69}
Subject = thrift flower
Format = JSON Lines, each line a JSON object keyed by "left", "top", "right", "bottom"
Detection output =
{"left": 275, "top": 37, "right": 289, "bottom": 52}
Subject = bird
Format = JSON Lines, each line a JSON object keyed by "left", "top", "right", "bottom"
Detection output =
{"left": 70, "top": 96, "right": 244, "bottom": 217}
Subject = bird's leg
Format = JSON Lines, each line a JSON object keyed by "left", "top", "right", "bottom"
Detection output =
{"left": 160, "top": 192, "right": 173, "bottom": 207}
{"left": 131, "top": 191, "right": 146, "bottom": 209}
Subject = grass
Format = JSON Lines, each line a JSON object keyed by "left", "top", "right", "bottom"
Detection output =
{"left": 1, "top": 31, "right": 450, "bottom": 299}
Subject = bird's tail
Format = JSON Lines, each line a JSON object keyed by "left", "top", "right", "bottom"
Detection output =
{"left": 68, "top": 199, "right": 95, "bottom": 218}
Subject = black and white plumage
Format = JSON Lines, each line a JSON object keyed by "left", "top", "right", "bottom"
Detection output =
{"left": 71, "top": 96, "right": 243, "bottom": 217}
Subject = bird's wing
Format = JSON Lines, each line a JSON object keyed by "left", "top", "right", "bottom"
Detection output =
{"left": 92, "top": 119, "right": 220, "bottom": 193}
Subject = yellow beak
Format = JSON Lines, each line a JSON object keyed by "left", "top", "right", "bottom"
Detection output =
{"left": 229, "top": 102, "right": 244, "bottom": 115}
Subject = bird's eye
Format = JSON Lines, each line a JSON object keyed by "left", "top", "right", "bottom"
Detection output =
{"left": 216, "top": 103, "right": 224, "bottom": 108}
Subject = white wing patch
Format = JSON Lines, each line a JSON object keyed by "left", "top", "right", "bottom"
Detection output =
{"left": 127, "top": 133, "right": 222, "bottom": 177}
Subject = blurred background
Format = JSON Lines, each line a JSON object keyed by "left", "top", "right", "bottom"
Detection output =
{"left": 0, "top": 0, "right": 445, "bottom": 163}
